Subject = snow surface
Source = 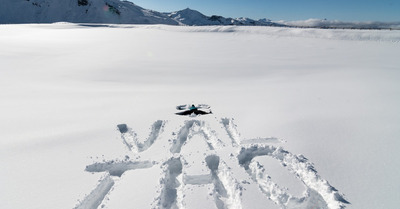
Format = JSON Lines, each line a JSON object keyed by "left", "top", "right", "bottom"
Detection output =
{"left": 1, "top": 24, "right": 400, "bottom": 209}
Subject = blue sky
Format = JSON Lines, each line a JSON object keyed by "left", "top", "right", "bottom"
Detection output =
{"left": 129, "top": 0, "right": 399, "bottom": 22}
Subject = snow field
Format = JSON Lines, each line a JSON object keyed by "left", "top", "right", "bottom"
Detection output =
{"left": 1, "top": 24, "right": 400, "bottom": 209}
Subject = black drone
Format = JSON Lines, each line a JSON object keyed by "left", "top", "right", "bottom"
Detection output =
{"left": 175, "top": 104, "right": 212, "bottom": 116}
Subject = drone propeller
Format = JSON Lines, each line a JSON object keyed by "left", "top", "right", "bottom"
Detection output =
{"left": 197, "top": 104, "right": 211, "bottom": 109}
{"left": 176, "top": 104, "right": 189, "bottom": 110}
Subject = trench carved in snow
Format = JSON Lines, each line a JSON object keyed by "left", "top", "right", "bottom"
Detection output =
{"left": 222, "top": 118, "right": 349, "bottom": 209}
{"left": 206, "top": 155, "right": 243, "bottom": 209}
{"left": 117, "top": 120, "right": 165, "bottom": 153}
{"left": 74, "top": 175, "right": 115, "bottom": 209}
{"left": 158, "top": 157, "right": 183, "bottom": 209}
{"left": 85, "top": 160, "right": 154, "bottom": 177}
{"left": 237, "top": 145, "right": 349, "bottom": 209}
{"left": 170, "top": 120, "right": 224, "bottom": 153}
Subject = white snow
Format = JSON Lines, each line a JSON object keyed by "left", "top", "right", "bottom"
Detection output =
{"left": 1, "top": 24, "right": 400, "bottom": 209}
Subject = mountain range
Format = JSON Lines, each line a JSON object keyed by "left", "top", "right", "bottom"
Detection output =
{"left": 0, "top": 0, "right": 283, "bottom": 26}
{"left": 1, "top": 0, "right": 398, "bottom": 29}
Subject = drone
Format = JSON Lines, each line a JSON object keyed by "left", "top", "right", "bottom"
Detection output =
{"left": 175, "top": 104, "right": 212, "bottom": 116}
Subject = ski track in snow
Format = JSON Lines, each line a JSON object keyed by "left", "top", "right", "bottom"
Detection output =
{"left": 74, "top": 118, "right": 349, "bottom": 209}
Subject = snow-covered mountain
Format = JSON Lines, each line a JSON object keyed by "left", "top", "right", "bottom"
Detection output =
{"left": 167, "top": 8, "right": 283, "bottom": 26}
{"left": 0, "top": 0, "right": 283, "bottom": 26}
{"left": 0, "top": 0, "right": 178, "bottom": 24}
{"left": 1, "top": 0, "right": 398, "bottom": 29}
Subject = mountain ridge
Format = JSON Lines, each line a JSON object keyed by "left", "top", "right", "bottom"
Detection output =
{"left": 0, "top": 0, "right": 178, "bottom": 24}
{"left": 166, "top": 7, "right": 283, "bottom": 26}
{"left": 1, "top": 0, "right": 398, "bottom": 29}
{"left": 0, "top": 0, "right": 283, "bottom": 26}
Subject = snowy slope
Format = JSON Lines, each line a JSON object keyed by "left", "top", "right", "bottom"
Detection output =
{"left": 1, "top": 24, "right": 400, "bottom": 209}
{"left": 167, "top": 8, "right": 283, "bottom": 26}
{"left": 0, "top": 0, "right": 177, "bottom": 24}
{"left": 166, "top": 8, "right": 211, "bottom": 26}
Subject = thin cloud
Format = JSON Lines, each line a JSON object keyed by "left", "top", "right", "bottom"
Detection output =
{"left": 277, "top": 19, "right": 400, "bottom": 30}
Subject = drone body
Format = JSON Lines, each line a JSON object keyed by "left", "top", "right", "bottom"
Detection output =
{"left": 175, "top": 104, "right": 212, "bottom": 116}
